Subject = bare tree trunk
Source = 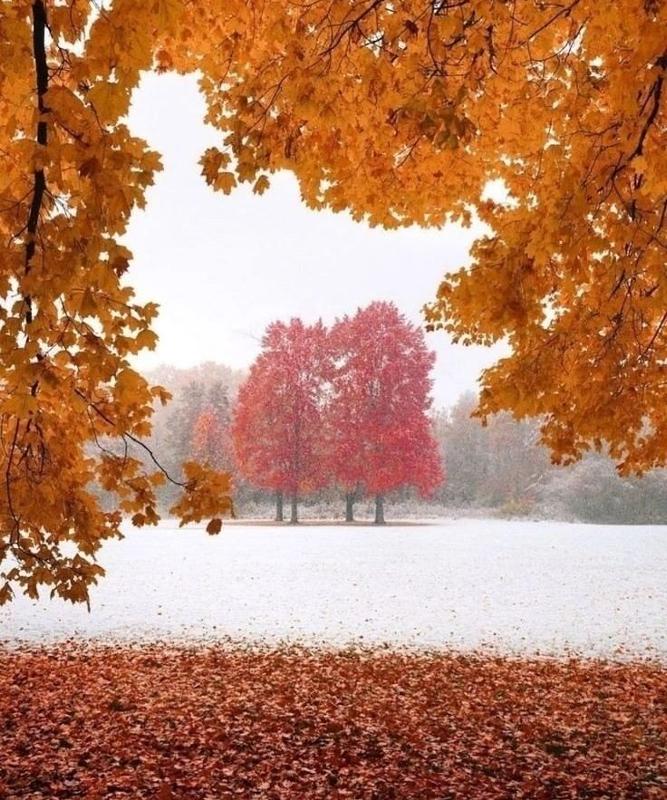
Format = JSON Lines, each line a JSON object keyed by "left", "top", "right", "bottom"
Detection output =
{"left": 275, "top": 490, "right": 284, "bottom": 522}
{"left": 24, "top": 0, "right": 49, "bottom": 388}
{"left": 290, "top": 494, "right": 298, "bottom": 524}
{"left": 374, "top": 494, "right": 385, "bottom": 525}
{"left": 345, "top": 492, "right": 355, "bottom": 522}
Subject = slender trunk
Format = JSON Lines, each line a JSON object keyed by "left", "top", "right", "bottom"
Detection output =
{"left": 275, "top": 490, "right": 284, "bottom": 522}
{"left": 374, "top": 494, "right": 385, "bottom": 525}
{"left": 25, "top": 1, "right": 49, "bottom": 398}
{"left": 28, "top": 2, "right": 48, "bottom": 287}
{"left": 290, "top": 494, "right": 298, "bottom": 524}
{"left": 345, "top": 492, "right": 355, "bottom": 522}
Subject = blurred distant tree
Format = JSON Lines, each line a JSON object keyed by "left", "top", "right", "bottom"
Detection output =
{"left": 164, "top": 381, "right": 207, "bottom": 476}
{"left": 328, "top": 303, "right": 443, "bottom": 524}
{"left": 438, "top": 397, "right": 548, "bottom": 512}
{"left": 165, "top": 382, "right": 231, "bottom": 468}
{"left": 232, "top": 320, "right": 331, "bottom": 523}
{"left": 207, "top": 381, "right": 232, "bottom": 425}
{"left": 192, "top": 404, "right": 232, "bottom": 473}
{"left": 484, "top": 414, "right": 550, "bottom": 509}
{"left": 435, "top": 399, "right": 667, "bottom": 521}
{"left": 157, "top": 381, "right": 234, "bottom": 510}
{"left": 540, "top": 453, "right": 667, "bottom": 524}
{"left": 436, "top": 393, "right": 488, "bottom": 507}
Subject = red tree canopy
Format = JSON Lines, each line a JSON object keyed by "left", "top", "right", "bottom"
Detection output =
{"left": 328, "top": 302, "right": 443, "bottom": 498}
{"left": 232, "top": 319, "right": 330, "bottom": 498}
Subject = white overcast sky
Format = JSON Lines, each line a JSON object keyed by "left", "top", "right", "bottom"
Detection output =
{"left": 124, "top": 73, "right": 504, "bottom": 408}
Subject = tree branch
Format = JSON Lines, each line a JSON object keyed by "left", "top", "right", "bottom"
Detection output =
{"left": 26, "top": 1, "right": 49, "bottom": 293}
{"left": 75, "top": 388, "right": 190, "bottom": 488}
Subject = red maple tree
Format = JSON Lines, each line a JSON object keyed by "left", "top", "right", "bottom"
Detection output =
{"left": 328, "top": 302, "right": 443, "bottom": 523}
{"left": 232, "top": 319, "right": 331, "bottom": 523}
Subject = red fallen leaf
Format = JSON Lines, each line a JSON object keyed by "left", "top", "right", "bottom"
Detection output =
{"left": 206, "top": 517, "right": 222, "bottom": 535}
{"left": 0, "top": 645, "right": 664, "bottom": 799}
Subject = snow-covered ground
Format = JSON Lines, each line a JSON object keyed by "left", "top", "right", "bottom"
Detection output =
{"left": 1, "top": 519, "right": 665, "bottom": 659}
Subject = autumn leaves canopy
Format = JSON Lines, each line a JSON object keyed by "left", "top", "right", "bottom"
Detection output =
{"left": 1, "top": 1, "right": 666, "bottom": 601}
{"left": 232, "top": 303, "right": 443, "bottom": 524}
{"left": 172, "top": 0, "right": 667, "bottom": 473}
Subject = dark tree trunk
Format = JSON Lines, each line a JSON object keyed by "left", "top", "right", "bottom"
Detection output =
{"left": 290, "top": 494, "right": 298, "bottom": 524}
{"left": 25, "top": 2, "right": 49, "bottom": 337}
{"left": 275, "top": 491, "right": 284, "bottom": 522}
{"left": 374, "top": 494, "right": 385, "bottom": 525}
{"left": 345, "top": 492, "right": 355, "bottom": 522}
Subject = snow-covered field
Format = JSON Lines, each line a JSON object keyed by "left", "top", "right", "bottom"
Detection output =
{"left": 1, "top": 519, "right": 665, "bottom": 659}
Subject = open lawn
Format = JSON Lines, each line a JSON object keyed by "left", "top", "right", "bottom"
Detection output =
{"left": 1, "top": 519, "right": 665, "bottom": 659}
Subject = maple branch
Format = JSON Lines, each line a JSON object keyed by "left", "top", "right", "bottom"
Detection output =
{"left": 25, "top": 1, "right": 49, "bottom": 302}
{"left": 21, "top": 1, "right": 51, "bottom": 405}
{"left": 626, "top": 53, "right": 666, "bottom": 162}
{"left": 320, "top": 0, "right": 384, "bottom": 57}
{"left": 75, "top": 388, "right": 190, "bottom": 488}
{"left": 5, "top": 420, "right": 21, "bottom": 544}
{"left": 640, "top": 310, "right": 667, "bottom": 363}
{"left": 521, "top": 0, "right": 581, "bottom": 44}
{"left": 3, "top": 3, "right": 50, "bottom": 550}
{"left": 611, "top": 52, "right": 666, "bottom": 176}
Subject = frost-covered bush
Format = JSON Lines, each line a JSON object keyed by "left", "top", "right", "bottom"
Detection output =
{"left": 540, "top": 455, "right": 667, "bottom": 524}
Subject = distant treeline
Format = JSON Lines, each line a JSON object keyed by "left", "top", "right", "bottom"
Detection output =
{"left": 436, "top": 393, "right": 667, "bottom": 524}
{"left": 141, "top": 366, "right": 667, "bottom": 525}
